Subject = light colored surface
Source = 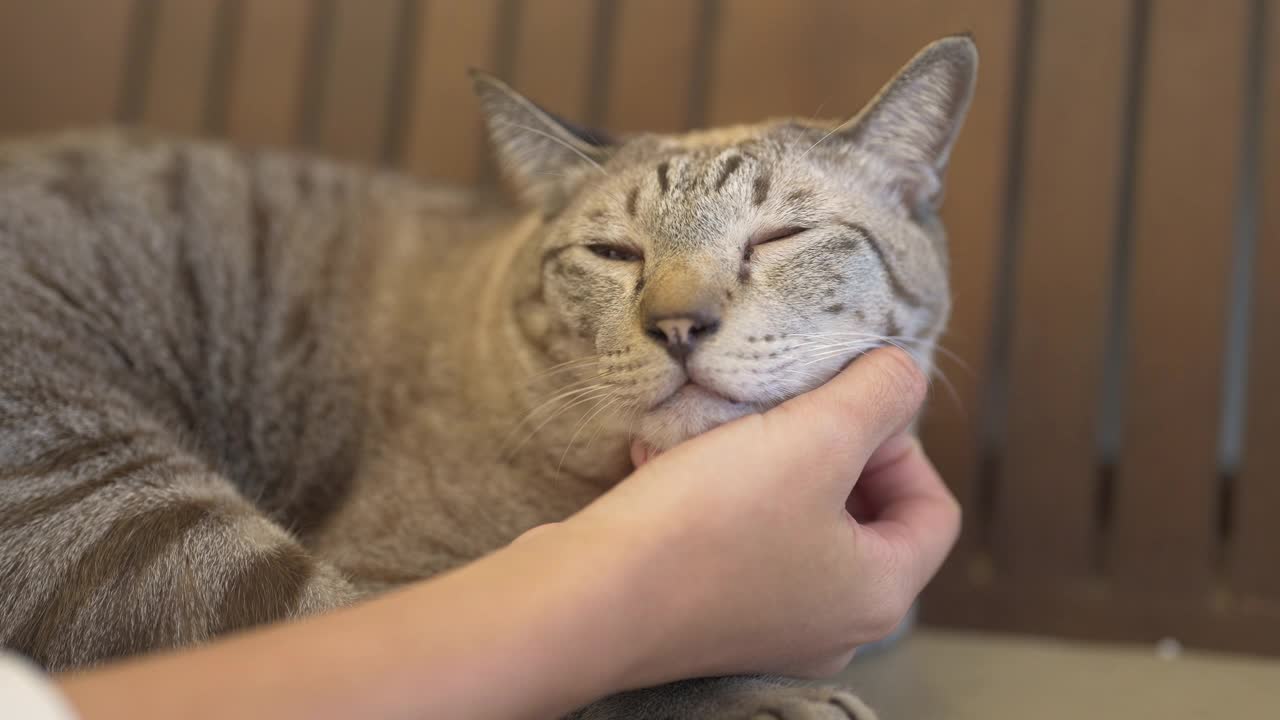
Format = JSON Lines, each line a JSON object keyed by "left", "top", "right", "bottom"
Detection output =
{"left": 0, "top": 651, "right": 78, "bottom": 720}
{"left": 839, "top": 629, "right": 1280, "bottom": 720}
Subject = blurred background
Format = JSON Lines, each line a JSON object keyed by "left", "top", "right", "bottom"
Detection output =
{"left": 1, "top": 0, "right": 1277, "bottom": 713}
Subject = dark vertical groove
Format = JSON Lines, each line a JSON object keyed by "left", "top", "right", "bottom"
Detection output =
{"left": 380, "top": 0, "right": 421, "bottom": 166}
{"left": 1092, "top": 463, "right": 1116, "bottom": 571}
{"left": 492, "top": 0, "right": 522, "bottom": 81}
{"left": 203, "top": 0, "right": 243, "bottom": 136}
{"left": 1092, "top": 0, "right": 1151, "bottom": 573}
{"left": 685, "top": 0, "right": 721, "bottom": 130}
{"left": 1216, "top": 469, "right": 1237, "bottom": 570}
{"left": 585, "top": 0, "right": 620, "bottom": 128}
{"left": 976, "top": 0, "right": 1037, "bottom": 558}
{"left": 1215, "top": 0, "right": 1268, "bottom": 569}
{"left": 117, "top": 0, "right": 161, "bottom": 125}
{"left": 296, "top": 0, "right": 338, "bottom": 148}
{"left": 479, "top": 0, "right": 523, "bottom": 186}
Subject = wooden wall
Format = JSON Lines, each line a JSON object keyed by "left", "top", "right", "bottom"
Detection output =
{"left": 1, "top": 0, "right": 1276, "bottom": 656}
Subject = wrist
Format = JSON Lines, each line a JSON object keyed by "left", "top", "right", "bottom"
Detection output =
{"left": 538, "top": 512, "right": 709, "bottom": 693}
{"left": 510, "top": 522, "right": 662, "bottom": 698}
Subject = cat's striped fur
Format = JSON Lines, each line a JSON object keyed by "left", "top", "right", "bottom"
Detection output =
{"left": 0, "top": 36, "right": 976, "bottom": 719}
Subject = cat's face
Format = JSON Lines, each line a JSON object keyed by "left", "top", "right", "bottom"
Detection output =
{"left": 478, "top": 36, "right": 976, "bottom": 451}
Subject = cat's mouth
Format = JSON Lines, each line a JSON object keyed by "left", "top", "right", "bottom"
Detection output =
{"left": 652, "top": 381, "right": 741, "bottom": 411}
{"left": 637, "top": 378, "right": 758, "bottom": 451}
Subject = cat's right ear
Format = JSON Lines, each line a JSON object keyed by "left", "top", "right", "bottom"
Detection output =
{"left": 471, "top": 70, "right": 614, "bottom": 215}
{"left": 836, "top": 35, "right": 978, "bottom": 216}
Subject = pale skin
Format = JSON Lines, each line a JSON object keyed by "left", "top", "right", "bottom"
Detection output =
{"left": 57, "top": 348, "right": 960, "bottom": 720}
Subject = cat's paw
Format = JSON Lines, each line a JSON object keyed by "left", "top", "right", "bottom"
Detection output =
{"left": 723, "top": 685, "right": 877, "bottom": 720}
{"left": 568, "top": 677, "right": 878, "bottom": 720}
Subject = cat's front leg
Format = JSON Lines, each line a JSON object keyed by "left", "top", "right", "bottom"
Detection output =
{"left": 568, "top": 676, "right": 877, "bottom": 720}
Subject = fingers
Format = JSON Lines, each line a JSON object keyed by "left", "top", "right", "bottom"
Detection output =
{"left": 857, "top": 436, "right": 961, "bottom": 594}
{"left": 511, "top": 522, "right": 559, "bottom": 545}
{"left": 755, "top": 348, "right": 928, "bottom": 496}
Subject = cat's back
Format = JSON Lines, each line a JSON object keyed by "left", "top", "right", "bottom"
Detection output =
{"left": 0, "top": 128, "right": 360, "bottom": 402}
{"left": 0, "top": 128, "right": 358, "bottom": 344}
{"left": 0, "top": 129, "right": 472, "bottom": 516}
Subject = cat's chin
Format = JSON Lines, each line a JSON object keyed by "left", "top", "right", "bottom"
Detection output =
{"left": 635, "top": 383, "right": 755, "bottom": 452}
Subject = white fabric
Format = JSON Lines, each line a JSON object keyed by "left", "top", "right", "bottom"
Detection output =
{"left": 0, "top": 651, "right": 79, "bottom": 720}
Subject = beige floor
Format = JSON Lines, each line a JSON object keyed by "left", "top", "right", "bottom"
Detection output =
{"left": 838, "top": 628, "right": 1280, "bottom": 720}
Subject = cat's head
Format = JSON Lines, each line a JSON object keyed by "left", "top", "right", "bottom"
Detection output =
{"left": 476, "top": 36, "right": 976, "bottom": 451}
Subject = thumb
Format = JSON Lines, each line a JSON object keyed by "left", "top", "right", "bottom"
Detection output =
{"left": 630, "top": 348, "right": 926, "bottom": 500}
{"left": 751, "top": 347, "right": 927, "bottom": 498}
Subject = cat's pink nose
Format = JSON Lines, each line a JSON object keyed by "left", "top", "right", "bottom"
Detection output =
{"left": 645, "top": 313, "right": 720, "bottom": 361}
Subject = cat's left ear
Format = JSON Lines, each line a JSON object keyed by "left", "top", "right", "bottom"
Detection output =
{"left": 837, "top": 34, "right": 978, "bottom": 214}
{"left": 471, "top": 70, "right": 614, "bottom": 214}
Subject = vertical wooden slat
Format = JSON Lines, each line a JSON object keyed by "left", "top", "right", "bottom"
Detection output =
{"left": 602, "top": 0, "right": 702, "bottom": 133}
{"left": 507, "top": 0, "right": 598, "bottom": 120}
{"left": 311, "top": 0, "right": 401, "bottom": 164}
{"left": 402, "top": 0, "right": 503, "bottom": 183}
{"left": 1232, "top": 1, "right": 1280, "bottom": 602}
{"left": 705, "top": 2, "right": 846, "bottom": 123}
{"left": 1111, "top": 0, "right": 1248, "bottom": 592}
{"left": 224, "top": 0, "right": 313, "bottom": 148}
{"left": 993, "top": 2, "right": 1137, "bottom": 578}
{"left": 917, "top": 1, "right": 1020, "bottom": 571}
{"left": 139, "top": 0, "right": 221, "bottom": 135}
{"left": 0, "top": 0, "right": 136, "bottom": 136}
{"left": 707, "top": 0, "right": 1019, "bottom": 565}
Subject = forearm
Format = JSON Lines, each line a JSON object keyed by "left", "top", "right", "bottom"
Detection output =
{"left": 58, "top": 527, "right": 656, "bottom": 720}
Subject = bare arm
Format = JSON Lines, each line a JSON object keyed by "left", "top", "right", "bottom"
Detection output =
{"left": 57, "top": 348, "right": 959, "bottom": 720}
{"left": 58, "top": 525, "right": 651, "bottom": 720}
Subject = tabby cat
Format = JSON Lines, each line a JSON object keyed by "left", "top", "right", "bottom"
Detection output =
{"left": 0, "top": 35, "right": 976, "bottom": 719}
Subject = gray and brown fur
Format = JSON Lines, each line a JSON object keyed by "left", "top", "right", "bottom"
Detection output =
{"left": 0, "top": 36, "right": 977, "bottom": 719}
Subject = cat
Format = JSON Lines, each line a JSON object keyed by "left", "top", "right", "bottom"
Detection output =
{"left": 0, "top": 34, "right": 975, "bottom": 719}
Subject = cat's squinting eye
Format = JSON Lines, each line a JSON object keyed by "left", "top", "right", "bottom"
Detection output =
{"left": 744, "top": 226, "right": 809, "bottom": 260}
{"left": 585, "top": 243, "right": 643, "bottom": 262}
{"left": 751, "top": 226, "right": 809, "bottom": 246}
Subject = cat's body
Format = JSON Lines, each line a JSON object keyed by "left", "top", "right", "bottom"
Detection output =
{"left": 0, "top": 37, "right": 977, "bottom": 719}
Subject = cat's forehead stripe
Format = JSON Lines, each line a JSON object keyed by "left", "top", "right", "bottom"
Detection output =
{"left": 751, "top": 171, "right": 771, "bottom": 206}
{"left": 625, "top": 186, "right": 639, "bottom": 217}
{"left": 713, "top": 154, "right": 743, "bottom": 191}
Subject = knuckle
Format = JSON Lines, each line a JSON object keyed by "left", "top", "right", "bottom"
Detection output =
{"left": 814, "top": 653, "right": 855, "bottom": 678}
{"left": 929, "top": 482, "right": 964, "bottom": 546}
{"left": 945, "top": 493, "right": 964, "bottom": 534}
{"left": 869, "top": 604, "right": 906, "bottom": 641}
{"left": 794, "top": 652, "right": 856, "bottom": 680}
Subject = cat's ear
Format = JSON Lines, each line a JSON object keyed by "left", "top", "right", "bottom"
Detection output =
{"left": 837, "top": 34, "right": 978, "bottom": 214}
{"left": 471, "top": 70, "right": 614, "bottom": 214}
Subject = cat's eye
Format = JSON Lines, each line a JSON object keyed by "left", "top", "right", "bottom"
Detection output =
{"left": 751, "top": 226, "right": 809, "bottom": 246}
{"left": 586, "top": 243, "right": 642, "bottom": 262}
{"left": 744, "top": 226, "right": 809, "bottom": 260}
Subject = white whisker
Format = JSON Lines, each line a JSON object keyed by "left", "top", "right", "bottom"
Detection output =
{"left": 798, "top": 124, "right": 843, "bottom": 162}
{"left": 502, "top": 386, "right": 616, "bottom": 458}
{"left": 556, "top": 392, "right": 623, "bottom": 478}
{"left": 524, "top": 355, "right": 602, "bottom": 383}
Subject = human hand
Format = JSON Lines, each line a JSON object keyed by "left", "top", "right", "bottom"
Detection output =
{"left": 546, "top": 347, "right": 960, "bottom": 689}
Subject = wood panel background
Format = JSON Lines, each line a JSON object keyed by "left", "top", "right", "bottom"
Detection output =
{"left": 0, "top": 0, "right": 1276, "bottom": 656}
